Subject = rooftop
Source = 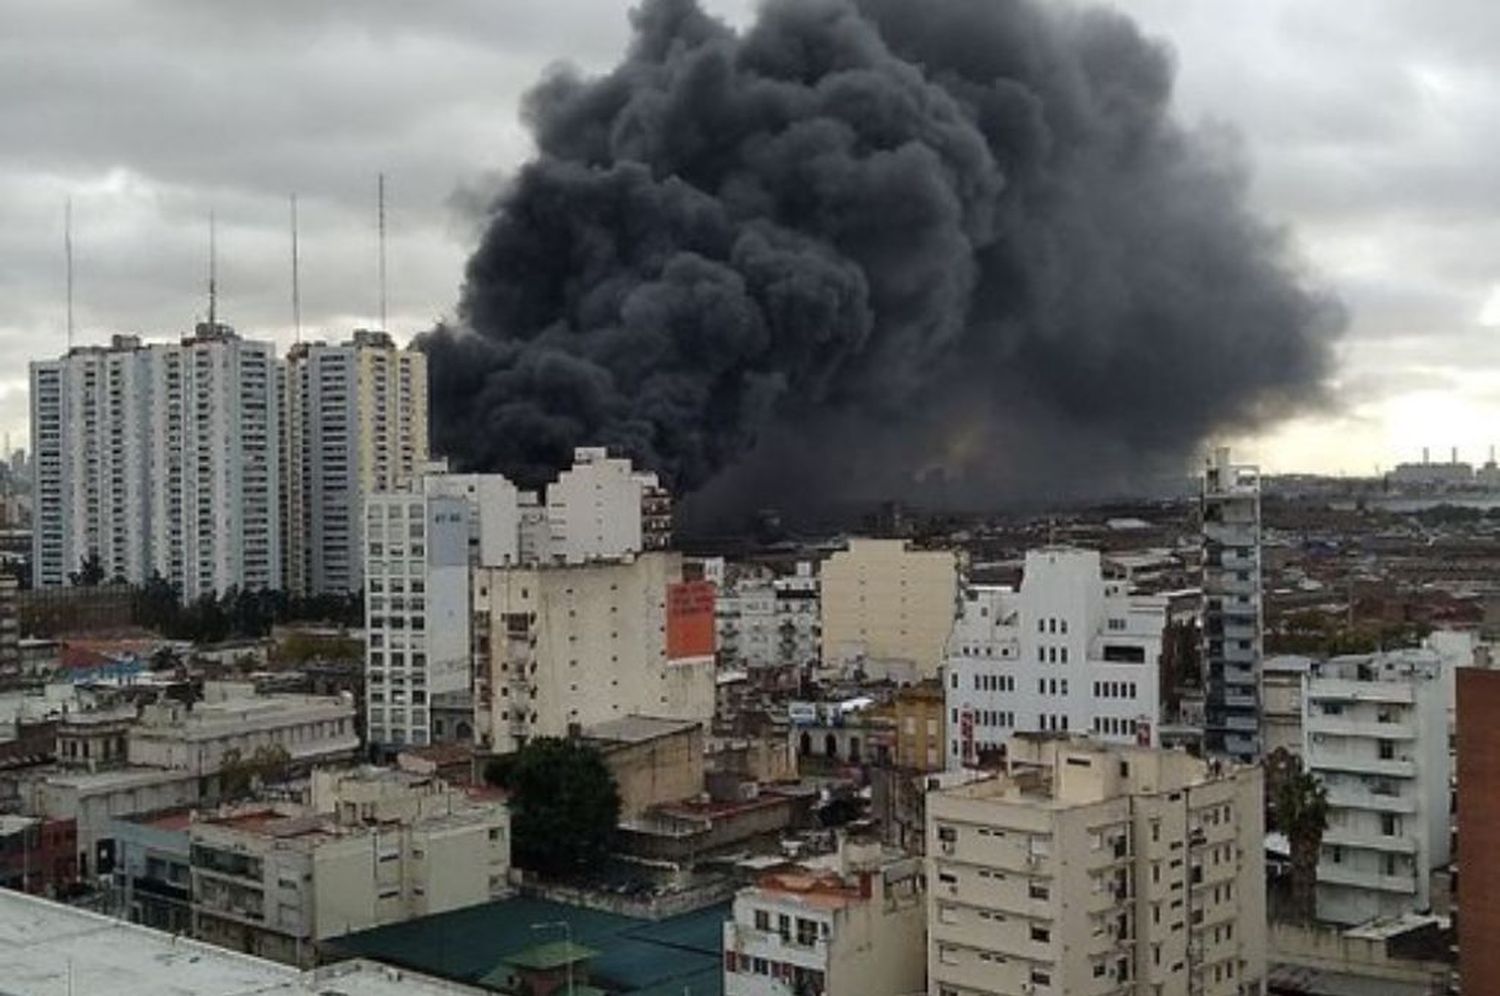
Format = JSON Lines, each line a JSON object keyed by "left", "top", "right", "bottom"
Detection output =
{"left": 582, "top": 715, "right": 702, "bottom": 746}
{"left": 329, "top": 895, "right": 729, "bottom": 996}
{"left": 0, "top": 888, "right": 489, "bottom": 995}
{"left": 501, "top": 939, "right": 601, "bottom": 970}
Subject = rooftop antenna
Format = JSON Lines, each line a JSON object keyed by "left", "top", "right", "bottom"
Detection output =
{"left": 290, "top": 193, "right": 301, "bottom": 343}
{"left": 377, "top": 172, "right": 387, "bottom": 331}
{"left": 207, "top": 209, "right": 218, "bottom": 331}
{"left": 64, "top": 197, "right": 75, "bottom": 351}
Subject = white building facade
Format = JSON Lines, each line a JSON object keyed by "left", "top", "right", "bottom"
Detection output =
{"left": 945, "top": 548, "right": 1166, "bottom": 768}
{"left": 1304, "top": 649, "right": 1451, "bottom": 926}
{"left": 31, "top": 326, "right": 281, "bottom": 597}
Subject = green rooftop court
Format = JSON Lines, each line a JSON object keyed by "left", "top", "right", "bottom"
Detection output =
{"left": 326, "top": 895, "right": 730, "bottom": 996}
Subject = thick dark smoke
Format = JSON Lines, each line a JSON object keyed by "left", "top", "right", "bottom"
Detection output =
{"left": 420, "top": 0, "right": 1342, "bottom": 521}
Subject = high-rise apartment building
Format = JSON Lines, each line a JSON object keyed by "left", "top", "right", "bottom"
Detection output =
{"left": 821, "top": 538, "right": 959, "bottom": 680}
{"left": 283, "top": 330, "right": 427, "bottom": 596}
{"left": 945, "top": 548, "right": 1166, "bottom": 767}
{"left": 30, "top": 326, "right": 280, "bottom": 597}
{"left": 1201, "top": 447, "right": 1263, "bottom": 760}
{"left": 473, "top": 551, "right": 715, "bottom": 753}
{"left": 543, "top": 445, "right": 671, "bottom": 563}
{"left": 927, "top": 735, "right": 1266, "bottom": 996}
{"left": 1303, "top": 649, "right": 1450, "bottom": 926}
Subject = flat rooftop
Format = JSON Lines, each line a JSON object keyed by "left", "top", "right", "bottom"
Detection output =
{"left": 329, "top": 894, "right": 729, "bottom": 996}
{"left": 583, "top": 714, "right": 701, "bottom": 745}
{"left": 0, "top": 888, "right": 488, "bottom": 995}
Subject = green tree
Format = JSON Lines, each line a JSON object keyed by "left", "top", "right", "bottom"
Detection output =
{"left": 69, "top": 551, "right": 105, "bottom": 587}
{"left": 1273, "top": 764, "right": 1329, "bottom": 924}
{"left": 218, "top": 744, "right": 293, "bottom": 800}
{"left": 485, "top": 738, "right": 620, "bottom": 876}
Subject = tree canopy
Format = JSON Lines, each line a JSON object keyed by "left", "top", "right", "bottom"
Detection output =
{"left": 485, "top": 738, "right": 620, "bottom": 876}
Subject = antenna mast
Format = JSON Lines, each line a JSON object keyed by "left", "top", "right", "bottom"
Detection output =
{"left": 290, "top": 194, "right": 301, "bottom": 343}
{"left": 377, "top": 173, "right": 387, "bottom": 331}
{"left": 65, "top": 198, "right": 74, "bottom": 351}
{"left": 208, "top": 210, "right": 218, "bottom": 331}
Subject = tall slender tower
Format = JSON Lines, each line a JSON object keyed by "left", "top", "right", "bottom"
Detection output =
{"left": 1201, "top": 446, "right": 1263, "bottom": 760}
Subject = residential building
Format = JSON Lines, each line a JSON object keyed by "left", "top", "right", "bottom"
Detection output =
{"left": 111, "top": 808, "right": 194, "bottom": 932}
{"left": 722, "top": 838, "right": 926, "bottom": 996}
{"left": 30, "top": 326, "right": 282, "bottom": 597}
{"left": 893, "top": 680, "right": 946, "bottom": 773}
{"left": 0, "top": 572, "right": 18, "bottom": 690}
{"left": 717, "top": 560, "right": 821, "bottom": 672}
{"left": 473, "top": 552, "right": 715, "bottom": 754}
{"left": 283, "top": 330, "right": 428, "bottom": 596}
{"left": 364, "top": 484, "right": 476, "bottom": 748}
{"left": 0, "top": 887, "right": 495, "bottom": 996}
{"left": 1457, "top": 662, "right": 1500, "bottom": 991}
{"left": 544, "top": 446, "right": 672, "bottom": 564}
{"left": 945, "top": 548, "right": 1167, "bottom": 768}
{"left": 1304, "top": 649, "right": 1451, "bottom": 926}
{"left": 1201, "top": 446, "right": 1263, "bottom": 760}
{"left": 0, "top": 814, "right": 77, "bottom": 896}
{"left": 927, "top": 735, "right": 1267, "bottom": 996}
{"left": 24, "top": 765, "right": 201, "bottom": 879}
{"left": 190, "top": 770, "right": 511, "bottom": 967}
{"left": 128, "top": 692, "right": 359, "bottom": 777}
{"left": 821, "top": 538, "right": 959, "bottom": 679}
{"left": 1262, "top": 655, "right": 1311, "bottom": 758}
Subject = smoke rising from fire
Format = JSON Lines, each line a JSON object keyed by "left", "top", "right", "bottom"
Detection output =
{"left": 420, "top": 0, "right": 1342, "bottom": 516}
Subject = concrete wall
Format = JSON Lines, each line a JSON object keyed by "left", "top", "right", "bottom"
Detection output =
{"left": 598, "top": 725, "right": 704, "bottom": 820}
{"left": 821, "top": 539, "right": 957, "bottom": 679}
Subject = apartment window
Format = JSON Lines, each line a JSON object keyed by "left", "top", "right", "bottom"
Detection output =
{"left": 1030, "top": 925, "right": 1050, "bottom": 943}
{"left": 1382, "top": 813, "right": 1399, "bottom": 836}
{"left": 754, "top": 910, "right": 770, "bottom": 930}
{"left": 1029, "top": 882, "right": 1049, "bottom": 901}
{"left": 1379, "top": 739, "right": 1396, "bottom": 760}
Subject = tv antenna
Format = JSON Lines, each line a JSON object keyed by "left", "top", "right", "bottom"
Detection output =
{"left": 290, "top": 193, "right": 301, "bottom": 343}
{"left": 65, "top": 197, "right": 75, "bottom": 350}
{"left": 207, "top": 210, "right": 218, "bottom": 330}
{"left": 377, "top": 172, "right": 387, "bottom": 331}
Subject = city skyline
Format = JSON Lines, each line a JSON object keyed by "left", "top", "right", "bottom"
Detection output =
{"left": 3, "top": 1, "right": 1496, "bottom": 480}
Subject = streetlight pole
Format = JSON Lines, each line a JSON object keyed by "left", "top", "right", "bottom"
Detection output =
{"left": 530, "top": 919, "right": 575, "bottom": 996}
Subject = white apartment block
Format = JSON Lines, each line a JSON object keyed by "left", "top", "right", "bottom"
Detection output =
{"left": 283, "top": 330, "right": 428, "bottom": 596}
{"left": 945, "top": 548, "right": 1166, "bottom": 768}
{"left": 543, "top": 445, "right": 672, "bottom": 564}
{"left": 722, "top": 839, "right": 925, "bottom": 996}
{"left": 474, "top": 551, "right": 715, "bottom": 753}
{"left": 1303, "top": 649, "right": 1451, "bottom": 926}
{"left": 928, "top": 736, "right": 1267, "bottom": 996}
{"left": 190, "top": 770, "right": 509, "bottom": 967}
{"left": 716, "top": 561, "right": 821, "bottom": 671}
{"left": 31, "top": 326, "right": 281, "bottom": 597}
{"left": 821, "top": 538, "right": 959, "bottom": 679}
{"left": 364, "top": 487, "right": 475, "bottom": 748}
{"left": 1201, "top": 447, "right": 1263, "bottom": 760}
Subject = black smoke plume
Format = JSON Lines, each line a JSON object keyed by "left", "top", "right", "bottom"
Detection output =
{"left": 420, "top": 0, "right": 1342, "bottom": 519}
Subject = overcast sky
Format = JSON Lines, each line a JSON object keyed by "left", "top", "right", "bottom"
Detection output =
{"left": 3, "top": 0, "right": 1495, "bottom": 475}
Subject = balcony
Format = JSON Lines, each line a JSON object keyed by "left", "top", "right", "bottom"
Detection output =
{"left": 1311, "top": 754, "right": 1417, "bottom": 779}
{"left": 1322, "top": 828, "right": 1419, "bottom": 854}
{"left": 1308, "top": 680, "right": 1415, "bottom": 705}
{"left": 1305, "top": 715, "right": 1416, "bottom": 740}
{"left": 1324, "top": 786, "right": 1416, "bottom": 813}
{"left": 1316, "top": 863, "right": 1418, "bottom": 894}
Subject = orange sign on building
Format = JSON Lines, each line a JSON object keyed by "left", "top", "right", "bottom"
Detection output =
{"left": 666, "top": 580, "right": 716, "bottom": 661}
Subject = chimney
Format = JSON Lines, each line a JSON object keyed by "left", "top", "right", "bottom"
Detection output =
{"left": 1423, "top": 447, "right": 1430, "bottom": 465}
{"left": 1453, "top": 446, "right": 1460, "bottom": 465}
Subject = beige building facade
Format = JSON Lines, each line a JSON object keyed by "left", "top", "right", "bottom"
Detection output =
{"left": 821, "top": 539, "right": 958, "bottom": 679}
{"left": 927, "top": 736, "right": 1266, "bottom": 996}
{"left": 474, "top": 552, "right": 715, "bottom": 753}
{"left": 191, "top": 770, "right": 509, "bottom": 966}
{"left": 723, "top": 839, "right": 926, "bottom": 996}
